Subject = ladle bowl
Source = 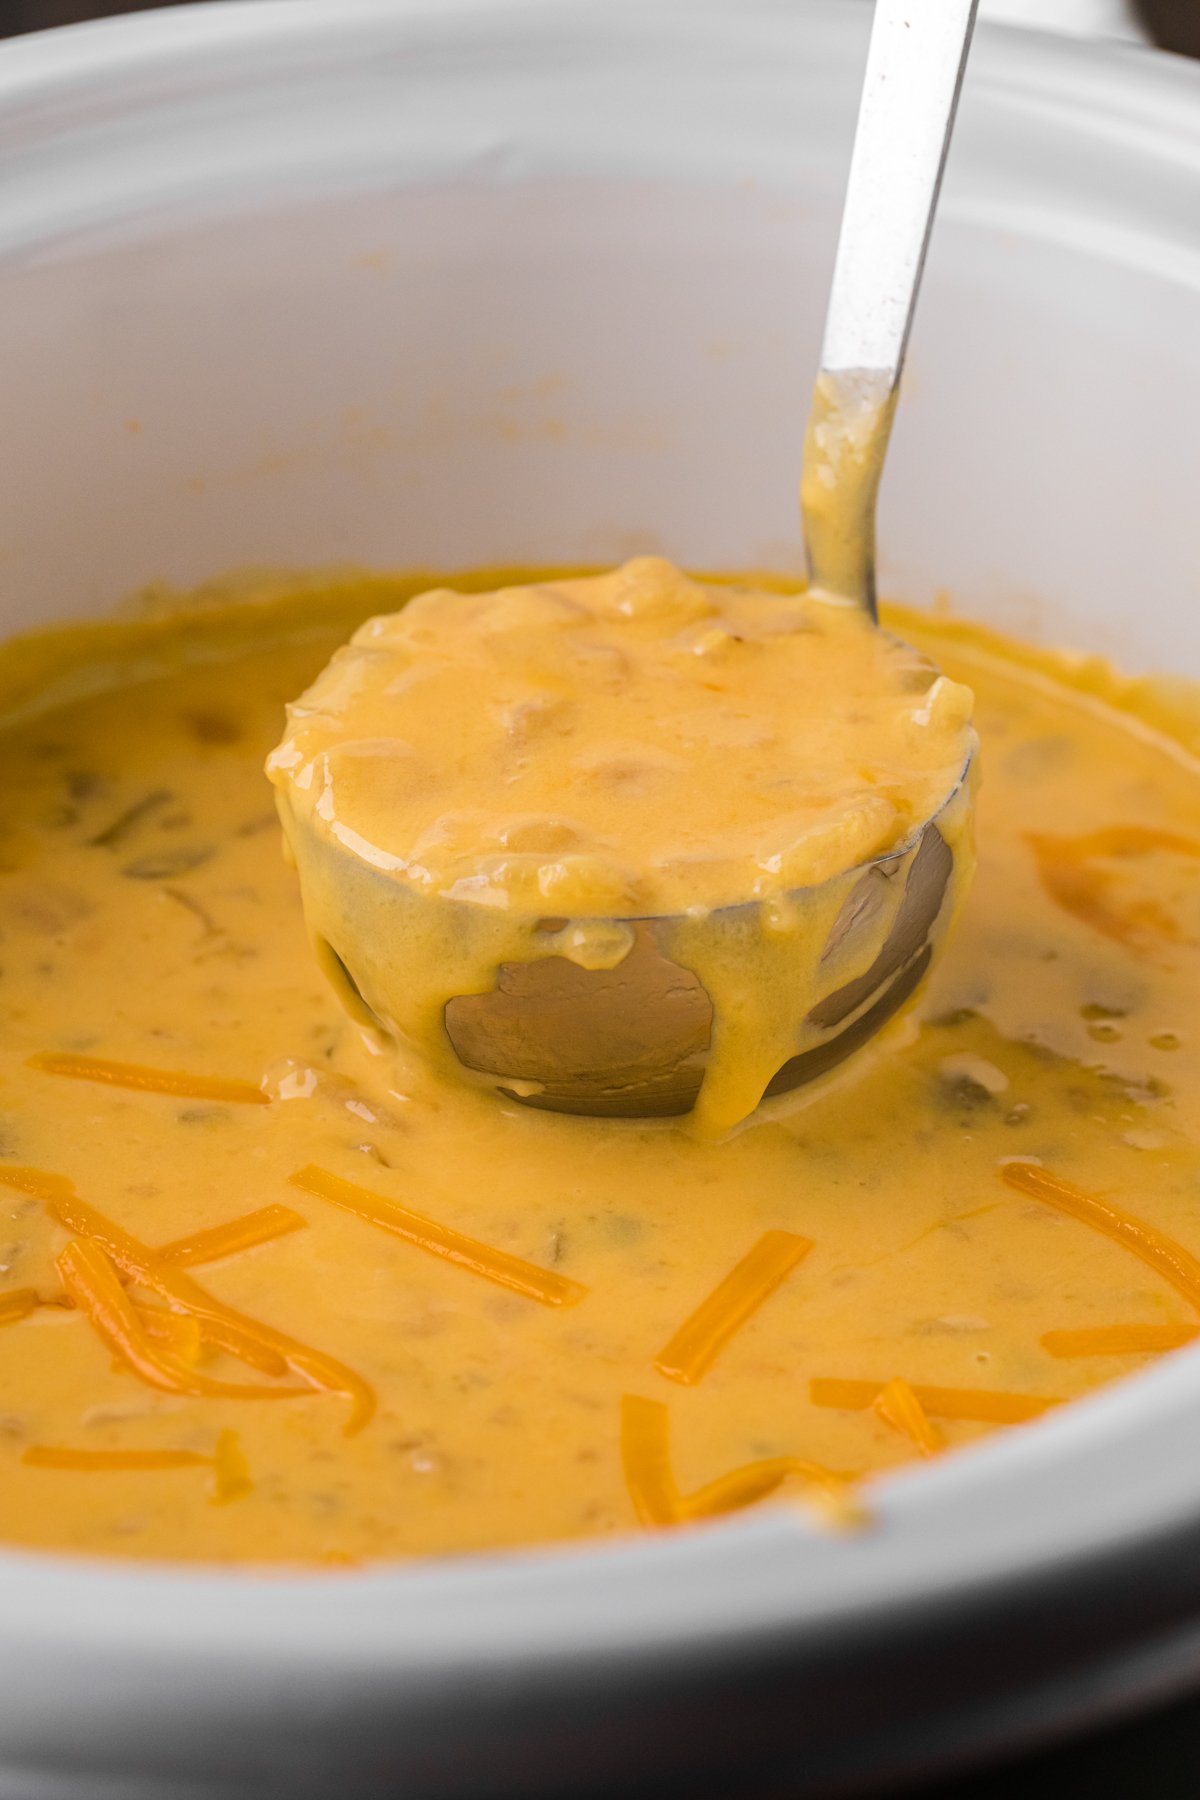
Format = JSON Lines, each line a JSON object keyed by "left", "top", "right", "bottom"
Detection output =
{"left": 301, "top": 759, "right": 971, "bottom": 1119}
{"left": 301, "top": 0, "right": 980, "bottom": 1123}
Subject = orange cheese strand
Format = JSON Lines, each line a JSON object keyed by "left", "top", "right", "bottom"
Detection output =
{"left": 620, "top": 1395, "right": 680, "bottom": 1526}
{"left": 137, "top": 1265, "right": 373, "bottom": 1430}
{"left": 24, "top": 1446, "right": 211, "bottom": 1473}
{"left": 27, "top": 1052, "right": 268, "bottom": 1106}
{"left": 1000, "top": 1160, "right": 1200, "bottom": 1314}
{"left": 684, "top": 1456, "right": 853, "bottom": 1521}
{"left": 0, "top": 1171, "right": 287, "bottom": 1372}
{"left": 653, "top": 1229, "right": 813, "bottom": 1385}
{"left": 211, "top": 1430, "right": 253, "bottom": 1505}
{"left": 57, "top": 1238, "right": 307, "bottom": 1403}
{"left": 39, "top": 1189, "right": 289, "bottom": 1377}
{"left": 0, "top": 1289, "right": 39, "bottom": 1328}
{"left": 1041, "top": 1323, "right": 1199, "bottom": 1358}
{"left": 0, "top": 1168, "right": 373, "bottom": 1432}
{"left": 155, "top": 1204, "right": 307, "bottom": 1268}
{"left": 129, "top": 1274, "right": 370, "bottom": 1440}
{"left": 289, "top": 1164, "right": 587, "bottom": 1308}
{"left": 810, "top": 1378, "right": 1061, "bottom": 1425}
{"left": 147, "top": 1262, "right": 367, "bottom": 1429}
{"left": 874, "top": 1376, "right": 942, "bottom": 1458}
{"left": 0, "top": 1167, "right": 75, "bottom": 1204}
{"left": 24, "top": 1432, "right": 253, "bottom": 1506}
{"left": 186, "top": 1312, "right": 291, "bottom": 1379}
{"left": 619, "top": 1394, "right": 848, "bottom": 1528}
{"left": 139, "top": 1308, "right": 206, "bottom": 1365}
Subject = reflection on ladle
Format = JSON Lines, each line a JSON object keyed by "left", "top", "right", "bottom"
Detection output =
{"left": 269, "top": 0, "right": 980, "bottom": 1135}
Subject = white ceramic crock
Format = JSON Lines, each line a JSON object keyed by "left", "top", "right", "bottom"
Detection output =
{"left": 1, "top": 4, "right": 1199, "bottom": 1795}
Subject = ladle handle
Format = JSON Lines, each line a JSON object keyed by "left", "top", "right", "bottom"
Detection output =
{"left": 801, "top": 0, "right": 978, "bottom": 619}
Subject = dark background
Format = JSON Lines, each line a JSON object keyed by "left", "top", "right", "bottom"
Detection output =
{"left": 2, "top": 0, "right": 1199, "bottom": 1794}
{"left": 0, "top": 0, "right": 1198, "bottom": 54}
{"left": 1, "top": 0, "right": 185, "bottom": 25}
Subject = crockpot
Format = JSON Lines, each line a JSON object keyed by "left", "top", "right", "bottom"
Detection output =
{"left": 1, "top": 3, "right": 1199, "bottom": 1795}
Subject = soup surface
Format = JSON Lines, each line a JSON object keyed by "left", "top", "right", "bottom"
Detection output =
{"left": 269, "top": 558, "right": 973, "bottom": 914}
{"left": 0, "top": 570, "right": 1198, "bottom": 1564}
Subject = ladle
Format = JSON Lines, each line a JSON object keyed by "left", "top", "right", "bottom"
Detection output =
{"left": 801, "top": 0, "right": 979, "bottom": 617}
{"left": 294, "top": 0, "right": 980, "bottom": 1128}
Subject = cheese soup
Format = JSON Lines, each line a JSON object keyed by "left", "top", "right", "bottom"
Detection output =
{"left": 0, "top": 569, "right": 1196, "bottom": 1564}
{"left": 268, "top": 560, "right": 976, "bottom": 1138}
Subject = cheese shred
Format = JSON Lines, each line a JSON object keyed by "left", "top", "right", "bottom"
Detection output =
{"left": 57, "top": 1237, "right": 307, "bottom": 1403}
{"left": 810, "top": 1378, "right": 1061, "bottom": 1424}
{"left": 653, "top": 1229, "right": 813, "bottom": 1385}
{"left": 24, "top": 1446, "right": 211, "bottom": 1473}
{"left": 289, "top": 1164, "right": 587, "bottom": 1308}
{"left": 1001, "top": 1160, "right": 1200, "bottom": 1314}
{"left": 619, "top": 1393, "right": 852, "bottom": 1528}
{"left": 27, "top": 1052, "right": 268, "bottom": 1107}
{"left": 1041, "top": 1323, "right": 1199, "bottom": 1358}
{"left": 211, "top": 1430, "right": 254, "bottom": 1505}
{"left": 0, "top": 1167, "right": 375, "bottom": 1433}
{"left": 23, "top": 1431, "right": 253, "bottom": 1506}
{"left": 873, "top": 1376, "right": 942, "bottom": 1457}
{"left": 155, "top": 1204, "right": 307, "bottom": 1268}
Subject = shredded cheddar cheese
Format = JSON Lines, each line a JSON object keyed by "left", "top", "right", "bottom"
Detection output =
{"left": 288, "top": 1165, "right": 586, "bottom": 1307}
{"left": 24, "top": 1429, "right": 252, "bottom": 1507}
{"left": 0, "top": 1167, "right": 374, "bottom": 1431}
{"left": 57, "top": 1237, "right": 306, "bottom": 1404}
{"left": 873, "top": 1377, "right": 942, "bottom": 1458}
{"left": 1041, "top": 1324, "right": 1200, "bottom": 1358}
{"left": 155, "top": 1204, "right": 307, "bottom": 1268}
{"left": 653, "top": 1230, "right": 813, "bottom": 1385}
{"left": 1000, "top": 1162, "right": 1200, "bottom": 1315}
{"left": 24, "top": 1446, "right": 212, "bottom": 1472}
{"left": 211, "top": 1430, "right": 254, "bottom": 1506}
{"left": 140, "top": 1308, "right": 207, "bottom": 1366}
{"left": 619, "top": 1395, "right": 850, "bottom": 1528}
{"left": 27, "top": 1052, "right": 269, "bottom": 1106}
{"left": 810, "top": 1379, "right": 1062, "bottom": 1425}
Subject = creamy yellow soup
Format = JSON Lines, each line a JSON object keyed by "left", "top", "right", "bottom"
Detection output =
{"left": 0, "top": 569, "right": 1198, "bottom": 1565}
{"left": 270, "top": 559, "right": 973, "bottom": 914}
{"left": 268, "top": 560, "right": 976, "bottom": 1138}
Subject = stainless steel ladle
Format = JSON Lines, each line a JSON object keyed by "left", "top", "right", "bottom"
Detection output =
{"left": 321, "top": 0, "right": 980, "bottom": 1122}
{"left": 800, "top": 0, "right": 979, "bottom": 619}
